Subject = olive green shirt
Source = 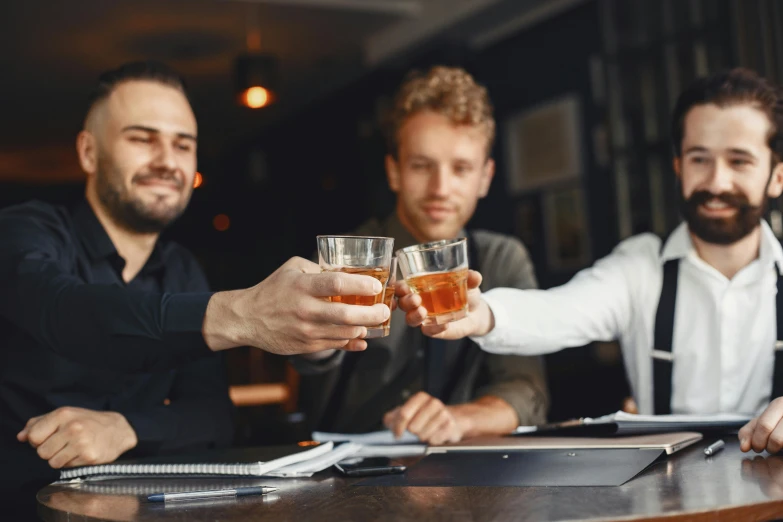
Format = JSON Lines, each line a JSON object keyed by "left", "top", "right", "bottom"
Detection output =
{"left": 293, "top": 213, "right": 549, "bottom": 433}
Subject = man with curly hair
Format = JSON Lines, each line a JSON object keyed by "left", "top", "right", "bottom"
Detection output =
{"left": 294, "top": 66, "right": 549, "bottom": 444}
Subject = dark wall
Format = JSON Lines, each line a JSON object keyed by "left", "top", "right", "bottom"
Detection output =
{"left": 470, "top": 2, "right": 629, "bottom": 420}
{"left": 471, "top": 1, "right": 612, "bottom": 288}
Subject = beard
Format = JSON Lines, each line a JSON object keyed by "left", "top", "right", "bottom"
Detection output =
{"left": 95, "top": 154, "right": 191, "bottom": 234}
{"left": 680, "top": 189, "right": 765, "bottom": 245}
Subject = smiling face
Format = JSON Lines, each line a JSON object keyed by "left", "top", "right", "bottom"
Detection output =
{"left": 79, "top": 80, "right": 198, "bottom": 233}
{"left": 675, "top": 103, "right": 783, "bottom": 245}
{"left": 386, "top": 110, "right": 494, "bottom": 242}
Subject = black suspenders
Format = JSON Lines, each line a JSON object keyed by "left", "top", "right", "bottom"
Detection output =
{"left": 652, "top": 259, "right": 783, "bottom": 414}
{"left": 652, "top": 259, "right": 679, "bottom": 414}
{"left": 772, "top": 273, "right": 783, "bottom": 400}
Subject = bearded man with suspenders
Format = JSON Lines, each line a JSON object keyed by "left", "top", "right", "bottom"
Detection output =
{"left": 399, "top": 68, "right": 783, "bottom": 454}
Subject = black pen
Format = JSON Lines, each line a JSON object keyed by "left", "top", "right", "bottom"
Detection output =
{"left": 704, "top": 440, "right": 725, "bottom": 456}
{"left": 147, "top": 486, "right": 277, "bottom": 503}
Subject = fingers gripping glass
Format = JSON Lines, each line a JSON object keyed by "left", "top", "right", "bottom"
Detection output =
{"left": 396, "top": 238, "right": 469, "bottom": 325}
{"left": 317, "top": 235, "right": 395, "bottom": 338}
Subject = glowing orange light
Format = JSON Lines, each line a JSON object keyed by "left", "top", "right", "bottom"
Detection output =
{"left": 213, "top": 214, "right": 230, "bottom": 232}
{"left": 297, "top": 441, "right": 320, "bottom": 447}
{"left": 242, "top": 86, "right": 270, "bottom": 108}
{"left": 193, "top": 172, "right": 203, "bottom": 188}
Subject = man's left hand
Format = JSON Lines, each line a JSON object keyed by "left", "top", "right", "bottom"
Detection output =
{"left": 17, "top": 406, "right": 138, "bottom": 469}
{"left": 739, "top": 398, "right": 783, "bottom": 454}
{"left": 383, "top": 392, "right": 465, "bottom": 445}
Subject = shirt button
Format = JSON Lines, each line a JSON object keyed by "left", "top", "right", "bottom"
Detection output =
{"left": 401, "top": 389, "right": 411, "bottom": 399}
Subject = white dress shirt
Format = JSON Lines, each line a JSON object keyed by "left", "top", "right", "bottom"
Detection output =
{"left": 474, "top": 221, "right": 783, "bottom": 415}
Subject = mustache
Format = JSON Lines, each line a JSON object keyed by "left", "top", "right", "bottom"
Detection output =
{"left": 685, "top": 190, "right": 756, "bottom": 210}
{"left": 132, "top": 171, "right": 185, "bottom": 190}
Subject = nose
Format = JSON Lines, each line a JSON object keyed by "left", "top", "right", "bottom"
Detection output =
{"left": 150, "top": 141, "right": 178, "bottom": 173}
{"left": 427, "top": 166, "right": 450, "bottom": 199}
{"left": 702, "top": 158, "right": 734, "bottom": 194}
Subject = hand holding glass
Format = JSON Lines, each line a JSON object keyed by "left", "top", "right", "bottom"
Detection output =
{"left": 396, "top": 238, "right": 469, "bottom": 325}
{"left": 317, "top": 235, "right": 395, "bottom": 338}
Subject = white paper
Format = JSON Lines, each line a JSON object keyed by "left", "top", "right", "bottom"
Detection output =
{"left": 514, "top": 426, "right": 538, "bottom": 434}
{"left": 583, "top": 411, "right": 753, "bottom": 424}
{"left": 354, "top": 444, "right": 427, "bottom": 458}
{"left": 266, "top": 442, "right": 361, "bottom": 477}
{"left": 313, "top": 430, "right": 420, "bottom": 445}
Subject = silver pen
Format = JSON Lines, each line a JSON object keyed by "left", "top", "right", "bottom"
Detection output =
{"left": 704, "top": 439, "right": 725, "bottom": 456}
{"left": 147, "top": 486, "right": 277, "bottom": 503}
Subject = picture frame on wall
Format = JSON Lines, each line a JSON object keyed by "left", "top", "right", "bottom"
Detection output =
{"left": 504, "top": 94, "right": 583, "bottom": 194}
{"left": 543, "top": 186, "right": 591, "bottom": 271}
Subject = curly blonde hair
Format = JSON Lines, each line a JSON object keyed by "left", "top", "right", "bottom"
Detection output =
{"left": 386, "top": 66, "right": 495, "bottom": 157}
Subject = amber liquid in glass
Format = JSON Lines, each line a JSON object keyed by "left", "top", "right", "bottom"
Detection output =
{"left": 324, "top": 266, "right": 390, "bottom": 337}
{"left": 380, "top": 284, "right": 395, "bottom": 335}
{"left": 407, "top": 268, "right": 469, "bottom": 325}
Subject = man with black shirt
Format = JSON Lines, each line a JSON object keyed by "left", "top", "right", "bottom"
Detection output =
{"left": 0, "top": 61, "right": 389, "bottom": 516}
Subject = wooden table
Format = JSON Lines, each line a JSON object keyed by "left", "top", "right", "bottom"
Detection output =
{"left": 37, "top": 440, "right": 783, "bottom": 521}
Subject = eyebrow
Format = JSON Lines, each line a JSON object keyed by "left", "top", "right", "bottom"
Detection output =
{"left": 683, "top": 146, "right": 758, "bottom": 159}
{"left": 727, "top": 148, "right": 758, "bottom": 159}
{"left": 121, "top": 125, "right": 197, "bottom": 141}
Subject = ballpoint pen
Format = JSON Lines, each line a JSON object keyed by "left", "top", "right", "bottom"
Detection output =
{"left": 704, "top": 440, "right": 725, "bottom": 456}
{"left": 147, "top": 486, "right": 277, "bottom": 503}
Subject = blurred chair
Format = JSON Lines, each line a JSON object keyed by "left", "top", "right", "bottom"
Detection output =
{"left": 228, "top": 363, "right": 299, "bottom": 413}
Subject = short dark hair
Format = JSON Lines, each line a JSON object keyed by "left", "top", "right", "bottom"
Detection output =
{"left": 85, "top": 60, "right": 190, "bottom": 122}
{"left": 671, "top": 68, "right": 783, "bottom": 163}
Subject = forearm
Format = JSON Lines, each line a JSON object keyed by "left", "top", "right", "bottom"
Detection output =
{"left": 448, "top": 396, "right": 519, "bottom": 438}
{"left": 201, "top": 290, "right": 246, "bottom": 351}
{"left": 473, "top": 284, "right": 624, "bottom": 355}
{"left": 0, "top": 264, "right": 214, "bottom": 372}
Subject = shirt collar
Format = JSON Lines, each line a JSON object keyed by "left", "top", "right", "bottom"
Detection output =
{"left": 71, "top": 199, "right": 166, "bottom": 275}
{"left": 72, "top": 200, "right": 118, "bottom": 262}
{"left": 660, "top": 220, "right": 783, "bottom": 274}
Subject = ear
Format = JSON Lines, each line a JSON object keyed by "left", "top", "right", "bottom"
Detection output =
{"left": 768, "top": 161, "right": 783, "bottom": 199}
{"left": 477, "top": 158, "right": 495, "bottom": 198}
{"left": 673, "top": 156, "right": 682, "bottom": 180}
{"left": 385, "top": 154, "right": 401, "bottom": 193}
{"left": 77, "top": 130, "right": 98, "bottom": 178}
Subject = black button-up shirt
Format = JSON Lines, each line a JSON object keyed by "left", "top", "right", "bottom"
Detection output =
{"left": 0, "top": 200, "right": 233, "bottom": 488}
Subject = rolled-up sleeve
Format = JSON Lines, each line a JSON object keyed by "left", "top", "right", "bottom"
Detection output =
{"left": 474, "top": 353, "right": 549, "bottom": 425}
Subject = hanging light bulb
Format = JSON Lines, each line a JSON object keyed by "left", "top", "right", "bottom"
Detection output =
{"left": 235, "top": 55, "right": 278, "bottom": 109}
{"left": 235, "top": 4, "right": 279, "bottom": 109}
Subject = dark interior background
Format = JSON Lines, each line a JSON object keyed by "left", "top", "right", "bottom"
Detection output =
{"left": 2, "top": 0, "right": 782, "bottom": 443}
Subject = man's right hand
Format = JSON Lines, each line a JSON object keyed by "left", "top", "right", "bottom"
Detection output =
{"left": 396, "top": 269, "right": 493, "bottom": 340}
{"left": 202, "top": 257, "right": 389, "bottom": 355}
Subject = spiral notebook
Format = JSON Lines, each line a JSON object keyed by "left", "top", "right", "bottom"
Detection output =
{"left": 58, "top": 441, "right": 358, "bottom": 481}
